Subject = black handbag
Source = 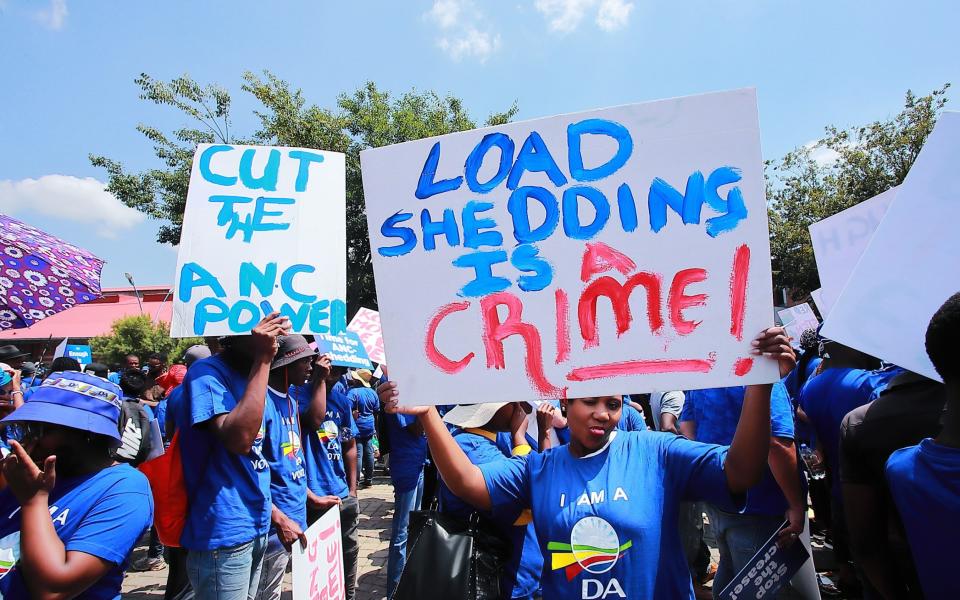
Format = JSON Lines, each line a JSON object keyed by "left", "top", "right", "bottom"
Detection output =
{"left": 393, "top": 503, "right": 511, "bottom": 600}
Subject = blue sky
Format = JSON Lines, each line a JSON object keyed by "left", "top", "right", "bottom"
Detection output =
{"left": 1, "top": 0, "right": 957, "bottom": 288}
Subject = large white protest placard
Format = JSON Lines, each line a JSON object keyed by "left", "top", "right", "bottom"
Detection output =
{"left": 809, "top": 187, "right": 897, "bottom": 315}
{"left": 292, "top": 506, "right": 344, "bottom": 600}
{"left": 171, "top": 144, "right": 345, "bottom": 337}
{"left": 347, "top": 308, "right": 386, "bottom": 364}
{"left": 362, "top": 89, "right": 778, "bottom": 405}
{"left": 821, "top": 112, "right": 960, "bottom": 381}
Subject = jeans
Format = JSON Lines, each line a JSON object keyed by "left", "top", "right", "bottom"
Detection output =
{"left": 186, "top": 534, "right": 268, "bottom": 600}
{"left": 252, "top": 533, "right": 290, "bottom": 600}
{"left": 708, "top": 506, "right": 821, "bottom": 600}
{"left": 387, "top": 471, "right": 424, "bottom": 598}
{"left": 356, "top": 436, "right": 375, "bottom": 483}
{"left": 679, "top": 502, "right": 710, "bottom": 580}
{"left": 308, "top": 496, "right": 360, "bottom": 600}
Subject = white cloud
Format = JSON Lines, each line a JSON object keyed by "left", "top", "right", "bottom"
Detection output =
{"left": 534, "top": 0, "right": 634, "bottom": 32}
{"left": 803, "top": 140, "right": 841, "bottom": 167}
{"left": 35, "top": 0, "right": 67, "bottom": 30}
{"left": 426, "top": 0, "right": 500, "bottom": 62}
{"left": 0, "top": 175, "right": 144, "bottom": 238}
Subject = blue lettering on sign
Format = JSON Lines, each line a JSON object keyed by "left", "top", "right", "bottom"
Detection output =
{"left": 452, "top": 250, "right": 511, "bottom": 297}
{"left": 508, "top": 186, "right": 560, "bottom": 244}
{"left": 507, "top": 130, "right": 568, "bottom": 190}
{"left": 567, "top": 119, "right": 633, "bottom": 182}
{"left": 208, "top": 196, "right": 295, "bottom": 242}
{"left": 421, "top": 208, "right": 461, "bottom": 251}
{"left": 379, "top": 211, "right": 417, "bottom": 257}
{"left": 510, "top": 244, "right": 553, "bottom": 292}
{"left": 199, "top": 145, "right": 237, "bottom": 186}
{"left": 465, "top": 133, "right": 514, "bottom": 193}
{"left": 238, "top": 148, "right": 280, "bottom": 191}
{"left": 562, "top": 186, "right": 610, "bottom": 240}
{"left": 415, "top": 142, "right": 464, "bottom": 199}
{"left": 462, "top": 201, "right": 503, "bottom": 249}
{"left": 287, "top": 150, "right": 325, "bottom": 192}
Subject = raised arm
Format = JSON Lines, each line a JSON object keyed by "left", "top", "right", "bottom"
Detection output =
{"left": 725, "top": 327, "right": 795, "bottom": 494}
{"left": 379, "top": 382, "right": 492, "bottom": 511}
{"left": 301, "top": 355, "right": 331, "bottom": 431}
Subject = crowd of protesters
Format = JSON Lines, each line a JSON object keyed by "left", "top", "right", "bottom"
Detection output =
{"left": 0, "top": 290, "right": 956, "bottom": 599}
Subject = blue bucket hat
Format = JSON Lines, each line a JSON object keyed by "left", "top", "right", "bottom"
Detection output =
{"left": 1, "top": 371, "right": 122, "bottom": 444}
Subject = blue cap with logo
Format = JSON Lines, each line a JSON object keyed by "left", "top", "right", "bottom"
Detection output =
{"left": 1, "top": 371, "right": 122, "bottom": 444}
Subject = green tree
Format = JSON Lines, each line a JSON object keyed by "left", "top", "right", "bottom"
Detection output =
{"left": 91, "top": 72, "right": 518, "bottom": 312}
{"left": 767, "top": 84, "right": 950, "bottom": 299}
{"left": 90, "top": 315, "right": 203, "bottom": 367}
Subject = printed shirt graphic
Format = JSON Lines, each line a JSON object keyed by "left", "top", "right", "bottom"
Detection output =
{"left": 264, "top": 387, "right": 309, "bottom": 530}
{"left": 482, "top": 431, "right": 742, "bottom": 599}
{"left": 175, "top": 354, "right": 272, "bottom": 550}
{"left": 0, "top": 465, "right": 153, "bottom": 600}
{"left": 292, "top": 384, "right": 358, "bottom": 499}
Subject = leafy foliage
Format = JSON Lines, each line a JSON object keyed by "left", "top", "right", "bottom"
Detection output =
{"left": 766, "top": 84, "right": 950, "bottom": 298}
{"left": 90, "top": 315, "right": 202, "bottom": 367}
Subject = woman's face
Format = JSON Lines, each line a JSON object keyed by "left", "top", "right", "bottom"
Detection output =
{"left": 19, "top": 422, "right": 79, "bottom": 465}
{"left": 0, "top": 382, "right": 13, "bottom": 416}
{"left": 562, "top": 396, "right": 623, "bottom": 452}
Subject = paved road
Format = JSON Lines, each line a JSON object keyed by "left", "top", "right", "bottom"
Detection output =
{"left": 122, "top": 479, "right": 393, "bottom": 600}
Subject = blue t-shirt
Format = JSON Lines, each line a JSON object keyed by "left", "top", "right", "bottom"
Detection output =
{"left": 616, "top": 403, "right": 646, "bottom": 432}
{"left": 175, "top": 355, "right": 272, "bottom": 550}
{"left": 440, "top": 430, "right": 543, "bottom": 599}
{"left": 800, "top": 368, "right": 890, "bottom": 499}
{"left": 0, "top": 464, "right": 153, "bottom": 600}
{"left": 264, "top": 387, "right": 308, "bottom": 530}
{"left": 154, "top": 398, "right": 168, "bottom": 439}
{"left": 386, "top": 412, "right": 427, "bottom": 493}
{"left": 482, "top": 431, "right": 741, "bottom": 599}
{"left": 886, "top": 439, "right": 960, "bottom": 600}
{"left": 293, "top": 383, "right": 358, "bottom": 500}
{"left": 679, "top": 384, "right": 795, "bottom": 516}
{"left": 348, "top": 386, "right": 380, "bottom": 439}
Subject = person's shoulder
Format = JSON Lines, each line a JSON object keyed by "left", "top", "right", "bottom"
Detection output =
{"left": 885, "top": 444, "right": 921, "bottom": 479}
{"left": 94, "top": 464, "right": 153, "bottom": 496}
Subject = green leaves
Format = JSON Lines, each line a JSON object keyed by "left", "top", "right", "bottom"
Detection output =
{"left": 90, "top": 315, "right": 202, "bottom": 367}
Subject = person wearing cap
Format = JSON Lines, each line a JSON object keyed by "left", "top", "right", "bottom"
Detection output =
{"left": 0, "top": 345, "right": 28, "bottom": 370}
{"left": 0, "top": 370, "right": 153, "bottom": 599}
{"left": 380, "top": 328, "right": 798, "bottom": 600}
{"left": 255, "top": 336, "right": 341, "bottom": 600}
{"left": 172, "top": 312, "right": 290, "bottom": 600}
{"left": 440, "top": 402, "right": 544, "bottom": 600}
{"left": 0, "top": 364, "right": 24, "bottom": 457}
{"left": 347, "top": 369, "right": 380, "bottom": 489}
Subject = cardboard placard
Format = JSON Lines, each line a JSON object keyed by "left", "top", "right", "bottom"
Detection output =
{"left": 315, "top": 331, "right": 373, "bottom": 369}
{"left": 821, "top": 112, "right": 960, "bottom": 381}
{"left": 347, "top": 308, "right": 385, "bottom": 365}
{"left": 361, "top": 89, "right": 778, "bottom": 405}
{"left": 292, "top": 506, "right": 344, "bottom": 600}
{"left": 717, "top": 520, "right": 810, "bottom": 600}
{"left": 172, "top": 144, "right": 346, "bottom": 337}
{"left": 776, "top": 303, "right": 819, "bottom": 348}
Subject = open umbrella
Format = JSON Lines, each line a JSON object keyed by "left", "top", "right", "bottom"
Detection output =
{"left": 0, "top": 214, "right": 104, "bottom": 330}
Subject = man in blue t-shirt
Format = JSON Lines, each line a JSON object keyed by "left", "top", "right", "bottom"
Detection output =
{"left": 347, "top": 369, "right": 380, "bottom": 488}
{"left": 885, "top": 292, "right": 960, "bottom": 600}
{"left": 296, "top": 363, "right": 361, "bottom": 600}
{"left": 680, "top": 384, "right": 819, "bottom": 598}
{"left": 174, "top": 313, "right": 290, "bottom": 600}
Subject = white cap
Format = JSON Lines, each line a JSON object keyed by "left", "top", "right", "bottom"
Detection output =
{"left": 442, "top": 402, "right": 530, "bottom": 428}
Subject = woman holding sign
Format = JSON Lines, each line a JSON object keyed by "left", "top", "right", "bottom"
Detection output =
{"left": 379, "top": 327, "right": 795, "bottom": 599}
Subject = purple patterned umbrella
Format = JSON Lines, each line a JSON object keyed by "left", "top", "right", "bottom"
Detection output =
{"left": 0, "top": 214, "right": 104, "bottom": 330}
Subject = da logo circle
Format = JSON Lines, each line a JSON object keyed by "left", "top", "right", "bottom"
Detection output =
{"left": 570, "top": 516, "right": 622, "bottom": 574}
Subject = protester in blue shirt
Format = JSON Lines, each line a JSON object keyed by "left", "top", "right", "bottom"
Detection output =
{"left": 382, "top": 368, "right": 429, "bottom": 598}
{"left": 617, "top": 400, "right": 647, "bottom": 432}
{"left": 295, "top": 363, "right": 360, "bottom": 600}
{"left": 885, "top": 291, "right": 960, "bottom": 600}
{"left": 439, "top": 402, "right": 543, "bottom": 600}
{"left": 174, "top": 312, "right": 290, "bottom": 600}
{"left": 348, "top": 369, "right": 381, "bottom": 488}
{"left": 379, "top": 328, "right": 793, "bottom": 599}
{"left": 680, "top": 383, "right": 819, "bottom": 598}
{"left": 0, "top": 370, "right": 153, "bottom": 599}
{"left": 108, "top": 354, "right": 140, "bottom": 385}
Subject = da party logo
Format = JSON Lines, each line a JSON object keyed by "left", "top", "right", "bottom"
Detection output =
{"left": 317, "top": 421, "right": 339, "bottom": 444}
{"left": 549, "top": 516, "right": 633, "bottom": 581}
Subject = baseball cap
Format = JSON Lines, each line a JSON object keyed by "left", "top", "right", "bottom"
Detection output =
{"left": 272, "top": 335, "right": 315, "bottom": 370}
{"left": 442, "top": 402, "right": 531, "bottom": 429}
{"left": 1, "top": 371, "right": 122, "bottom": 444}
{"left": 183, "top": 344, "right": 212, "bottom": 367}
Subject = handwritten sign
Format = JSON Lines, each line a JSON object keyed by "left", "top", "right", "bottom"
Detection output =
{"left": 347, "top": 308, "right": 385, "bottom": 364}
{"left": 361, "top": 89, "right": 778, "bottom": 405}
{"left": 717, "top": 521, "right": 810, "bottom": 600}
{"left": 776, "top": 303, "right": 819, "bottom": 348}
{"left": 809, "top": 187, "right": 896, "bottom": 316}
{"left": 171, "top": 144, "right": 346, "bottom": 337}
{"left": 315, "top": 331, "right": 373, "bottom": 369}
{"left": 822, "top": 112, "right": 960, "bottom": 381}
{"left": 292, "top": 506, "right": 344, "bottom": 600}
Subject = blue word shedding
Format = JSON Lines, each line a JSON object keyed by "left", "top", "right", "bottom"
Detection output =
{"left": 376, "top": 118, "right": 749, "bottom": 297}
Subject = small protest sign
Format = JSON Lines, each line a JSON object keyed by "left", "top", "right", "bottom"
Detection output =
{"left": 776, "top": 303, "right": 819, "bottom": 348}
{"left": 347, "top": 308, "right": 386, "bottom": 364}
{"left": 809, "top": 187, "right": 896, "bottom": 315}
{"left": 315, "top": 331, "right": 373, "bottom": 369}
{"left": 362, "top": 89, "right": 778, "bottom": 405}
{"left": 65, "top": 344, "right": 91, "bottom": 365}
{"left": 292, "top": 506, "right": 344, "bottom": 600}
{"left": 717, "top": 520, "right": 810, "bottom": 600}
{"left": 171, "top": 144, "right": 346, "bottom": 337}
{"left": 822, "top": 112, "right": 960, "bottom": 381}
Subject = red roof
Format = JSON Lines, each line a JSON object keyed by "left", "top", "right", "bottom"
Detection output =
{"left": 0, "top": 288, "right": 173, "bottom": 341}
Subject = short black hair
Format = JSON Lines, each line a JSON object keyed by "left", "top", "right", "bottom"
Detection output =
{"left": 84, "top": 362, "right": 109, "bottom": 378}
{"left": 49, "top": 357, "right": 81, "bottom": 373}
{"left": 926, "top": 291, "right": 960, "bottom": 383}
{"left": 119, "top": 368, "right": 147, "bottom": 398}
{"left": 147, "top": 352, "right": 165, "bottom": 363}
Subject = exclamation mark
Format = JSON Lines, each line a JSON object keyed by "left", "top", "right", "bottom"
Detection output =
{"left": 730, "top": 244, "right": 753, "bottom": 376}
{"left": 555, "top": 289, "right": 570, "bottom": 364}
